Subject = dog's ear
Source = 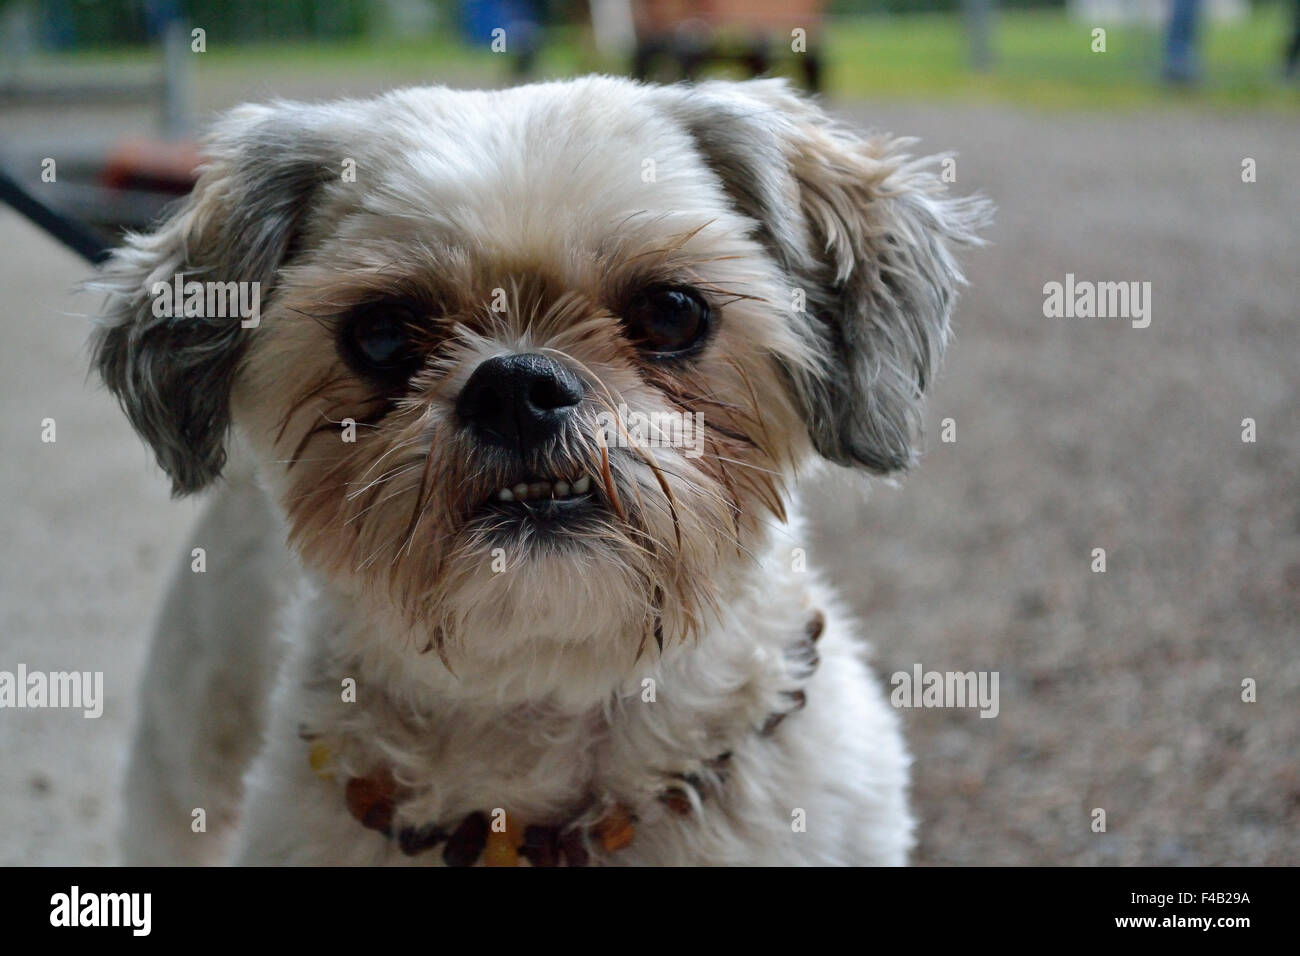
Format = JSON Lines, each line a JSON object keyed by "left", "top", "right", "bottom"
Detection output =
{"left": 91, "top": 102, "right": 347, "bottom": 495}
{"left": 659, "top": 79, "right": 991, "bottom": 473}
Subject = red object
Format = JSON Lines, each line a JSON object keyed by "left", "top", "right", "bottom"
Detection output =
{"left": 635, "top": 0, "right": 824, "bottom": 33}
{"left": 100, "top": 137, "right": 202, "bottom": 195}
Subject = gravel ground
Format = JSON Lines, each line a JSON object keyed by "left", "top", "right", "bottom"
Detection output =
{"left": 0, "top": 85, "right": 1295, "bottom": 866}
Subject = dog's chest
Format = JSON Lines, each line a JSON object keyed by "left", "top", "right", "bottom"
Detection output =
{"left": 293, "top": 601, "right": 826, "bottom": 865}
{"left": 300, "top": 681, "right": 742, "bottom": 863}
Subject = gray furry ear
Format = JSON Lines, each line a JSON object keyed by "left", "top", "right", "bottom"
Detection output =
{"left": 91, "top": 102, "right": 343, "bottom": 495}
{"left": 660, "top": 79, "right": 992, "bottom": 473}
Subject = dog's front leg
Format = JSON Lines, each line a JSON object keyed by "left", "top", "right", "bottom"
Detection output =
{"left": 119, "top": 475, "right": 289, "bottom": 865}
{"left": 229, "top": 650, "right": 408, "bottom": 866}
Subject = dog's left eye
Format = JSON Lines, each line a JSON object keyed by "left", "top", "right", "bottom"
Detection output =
{"left": 340, "top": 304, "right": 423, "bottom": 381}
{"left": 621, "top": 286, "right": 711, "bottom": 357}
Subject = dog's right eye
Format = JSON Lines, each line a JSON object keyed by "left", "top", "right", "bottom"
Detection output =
{"left": 339, "top": 303, "right": 423, "bottom": 383}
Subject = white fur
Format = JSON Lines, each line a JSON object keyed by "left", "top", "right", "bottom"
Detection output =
{"left": 98, "top": 77, "right": 986, "bottom": 867}
{"left": 121, "top": 459, "right": 911, "bottom": 866}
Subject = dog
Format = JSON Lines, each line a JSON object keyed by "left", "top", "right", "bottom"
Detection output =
{"left": 92, "top": 76, "right": 988, "bottom": 865}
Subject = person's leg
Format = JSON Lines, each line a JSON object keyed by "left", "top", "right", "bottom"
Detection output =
{"left": 1284, "top": 0, "right": 1300, "bottom": 77}
{"left": 1164, "top": 0, "right": 1202, "bottom": 85}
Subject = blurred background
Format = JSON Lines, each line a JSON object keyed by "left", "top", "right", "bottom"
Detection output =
{"left": 0, "top": 0, "right": 1296, "bottom": 865}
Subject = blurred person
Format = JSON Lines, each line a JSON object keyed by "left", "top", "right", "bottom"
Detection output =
{"left": 1163, "top": 0, "right": 1202, "bottom": 85}
{"left": 1284, "top": 0, "right": 1300, "bottom": 78}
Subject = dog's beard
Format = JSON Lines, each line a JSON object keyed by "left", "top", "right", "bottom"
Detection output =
{"left": 275, "top": 361, "right": 786, "bottom": 666}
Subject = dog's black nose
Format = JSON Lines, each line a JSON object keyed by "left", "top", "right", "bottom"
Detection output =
{"left": 456, "top": 353, "right": 583, "bottom": 452}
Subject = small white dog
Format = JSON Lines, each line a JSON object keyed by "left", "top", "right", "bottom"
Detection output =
{"left": 94, "top": 76, "right": 987, "bottom": 865}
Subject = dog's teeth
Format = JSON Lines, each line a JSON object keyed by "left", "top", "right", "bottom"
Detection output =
{"left": 497, "top": 477, "right": 589, "bottom": 505}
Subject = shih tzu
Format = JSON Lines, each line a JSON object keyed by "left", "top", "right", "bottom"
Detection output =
{"left": 93, "top": 76, "right": 988, "bottom": 865}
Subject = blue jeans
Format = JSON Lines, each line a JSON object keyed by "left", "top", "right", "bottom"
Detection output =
{"left": 1164, "top": 0, "right": 1202, "bottom": 83}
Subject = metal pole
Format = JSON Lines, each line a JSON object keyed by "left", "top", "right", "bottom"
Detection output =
{"left": 964, "top": 0, "right": 994, "bottom": 73}
{"left": 162, "top": 19, "right": 193, "bottom": 139}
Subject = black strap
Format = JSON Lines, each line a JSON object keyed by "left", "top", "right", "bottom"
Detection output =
{"left": 0, "top": 167, "right": 112, "bottom": 265}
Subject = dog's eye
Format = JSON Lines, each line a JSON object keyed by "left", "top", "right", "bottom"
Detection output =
{"left": 622, "top": 287, "right": 711, "bottom": 357}
{"left": 340, "top": 304, "right": 423, "bottom": 381}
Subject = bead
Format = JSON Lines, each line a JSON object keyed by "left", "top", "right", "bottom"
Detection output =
{"left": 307, "top": 742, "right": 334, "bottom": 781}
{"left": 592, "top": 804, "right": 636, "bottom": 853}
{"left": 345, "top": 774, "right": 396, "bottom": 836}
{"left": 483, "top": 813, "right": 522, "bottom": 867}
{"left": 443, "top": 811, "right": 489, "bottom": 867}
{"left": 660, "top": 787, "right": 692, "bottom": 816}
{"left": 673, "top": 771, "right": 704, "bottom": 792}
{"left": 558, "top": 828, "right": 589, "bottom": 867}
{"left": 520, "top": 825, "right": 560, "bottom": 867}
{"left": 398, "top": 823, "right": 446, "bottom": 856}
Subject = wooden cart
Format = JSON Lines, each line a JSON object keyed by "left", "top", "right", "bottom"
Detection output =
{"left": 630, "top": 0, "right": 826, "bottom": 91}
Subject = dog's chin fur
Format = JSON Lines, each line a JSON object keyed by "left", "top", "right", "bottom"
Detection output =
{"left": 94, "top": 75, "right": 989, "bottom": 865}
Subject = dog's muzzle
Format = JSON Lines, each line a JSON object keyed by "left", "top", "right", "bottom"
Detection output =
{"left": 455, "top": 352, "right": 603, "bottom": 530}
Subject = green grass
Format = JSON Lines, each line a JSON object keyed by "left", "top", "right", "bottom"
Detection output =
{"left": 825, "top": 7, "right": 1300, "bottom": 109}
{"left": 18, "top": 7, "right": 1300, "bottom": 112}
{"left": 15, "top": 32, "right": 499, "bottom": 85}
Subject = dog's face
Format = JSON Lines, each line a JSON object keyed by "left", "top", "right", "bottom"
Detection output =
{"left": 94, "top": 77, "right": 986, "bottom": 667}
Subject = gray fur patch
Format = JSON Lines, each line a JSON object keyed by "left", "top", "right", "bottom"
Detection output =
{"left": 91, "top": 104, "right": 342, "bottom": 495}
{"left": 659, "top": 80, "right": 992, "bottom": 473}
